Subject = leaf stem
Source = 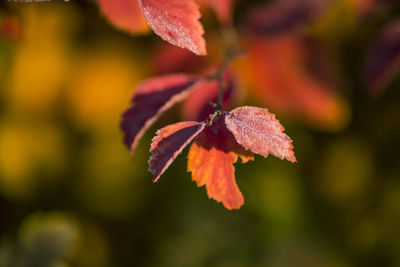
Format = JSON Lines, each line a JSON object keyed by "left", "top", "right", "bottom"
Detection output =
{"left": 213, "top": 22, "right": 240, "bottom": 113}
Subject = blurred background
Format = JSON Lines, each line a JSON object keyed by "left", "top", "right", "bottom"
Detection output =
{"left": 0, "top": 0, "right": 400, "bottom": 266}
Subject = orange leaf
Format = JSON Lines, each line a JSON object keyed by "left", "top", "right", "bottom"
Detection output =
{"left": 187, "top": 116, "right": 253, "bottom": 210}
{"left": 240, "top": 35, "right": 347, "bottom": 129}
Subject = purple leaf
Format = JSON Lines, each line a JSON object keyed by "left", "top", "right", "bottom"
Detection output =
{"left": 149, "top": 121, "right": 205, "bottom": 182}
{"left": 247, "top": 0, "right": 332, "bottom": 36}
{"left": 120, "top": 74, "right": 198, "bottom": 154}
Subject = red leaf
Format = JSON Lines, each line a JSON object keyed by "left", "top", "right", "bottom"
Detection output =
{"left": 149, "top": 121, "right": 205, "bottom": 182}
{"left": 198, "top": 0, "right": 234, "bottom": 25}
{"left": 182, "top": 70, "right": 237, "bottom": 121}
{"left": 225, "top": 106, "right": 296, "bottom": 163}
{"left": 97, "top": 0, "right": 149, "bottom": 34}
{"left": 138, "top": 0, "right": 206, "bottom": 55}
{"left": 187, "top": 116, "right": 254, "bottom": 210}
{"left": 120, "top": 74, "right": 199, "bottom": 154}
{"left": 365, "top": 19, "right": 400, "bottom": 95}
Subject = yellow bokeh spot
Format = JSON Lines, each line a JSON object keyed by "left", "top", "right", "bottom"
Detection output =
{"left": 7, "top": 4, "right": 75, "bottom": 115}
{"left": 68, "top": 43, "right": 145, "bottom": 130}
{"left": 0, "top": 121, "right": 65, "bottom": 200}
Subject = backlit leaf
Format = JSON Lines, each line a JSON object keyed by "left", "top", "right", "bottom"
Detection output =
{"left": 138, "top": 0, "right": 206, "bottom": 55}
{"left": 187, "top": 116, "right": 254, "bottom": 210}
{"left": 120, "top": 74, "right": 198, "bottom": 154}
{"left": 225, "top": 106, "right": 296, "bottom": 162}
{"left": 97, "top": 0, "right": 149, "bottom": 34}
{"left": 149, "top": 121, "right": 205, "bottom": 182}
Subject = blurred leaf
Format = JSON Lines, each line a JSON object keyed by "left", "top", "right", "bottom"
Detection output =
{"left": 246, "top": 0, "right": 332, "bottom": 36}
{"left": 237, "top": 35, "right": 350, "bottom": 130}
{"left": 96, "top": 0, "right": 149, "bottom": 34}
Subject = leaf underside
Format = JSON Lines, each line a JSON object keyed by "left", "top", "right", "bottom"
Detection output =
{"left": 97, "top": 0, "right": 149, "bottom": 34}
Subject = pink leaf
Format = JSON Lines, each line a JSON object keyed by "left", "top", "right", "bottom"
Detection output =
{"left": 138, "top": 0, "right": 206, "bottom": 55}
{"left": 365, "top": 19, "right": 400, "bottom": 96}
{"left": 97, "top": 0, "right": 149, "bottom": 34}
{"left": 120, "top": 74, "right": 199, "bottom": 154}
{"left": 225, "top": 106, "right": 296, "bottom": 162}
{"left": 149, "top": 121, "right": 205, "bottom": 182}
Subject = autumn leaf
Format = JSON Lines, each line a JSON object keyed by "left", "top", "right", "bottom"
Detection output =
{"left": 225, "top": 106, "right": 296, "bottom": 162}
{"left": 138, "top": 0, "right": 206, "bottom": 55}
{"left": 120, "top": 74, "right": 198, "bottom": 154}
{"left": 365, "top": 19, "right": 400, "bottom": 96}
{"left": 97, "top": 0, "right": 149, "bottom": 34}
{"left": 187, "top": 115, "right": 254, "bottom": 210}
{"left": 149, "top": 121, "right": 205, "bottom": 182}
{"left": 146, "top": 106, "right": 295, "bottom": 209}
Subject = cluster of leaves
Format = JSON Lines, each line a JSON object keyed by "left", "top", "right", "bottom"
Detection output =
{"left": 120, "top": 73, "right": 296, "bottom": 209}
{"left": 93, "top": 0, "right": 400, "bottom": 209}
{"left": 93, "top": 0, "right": 296, "bottom": 210}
